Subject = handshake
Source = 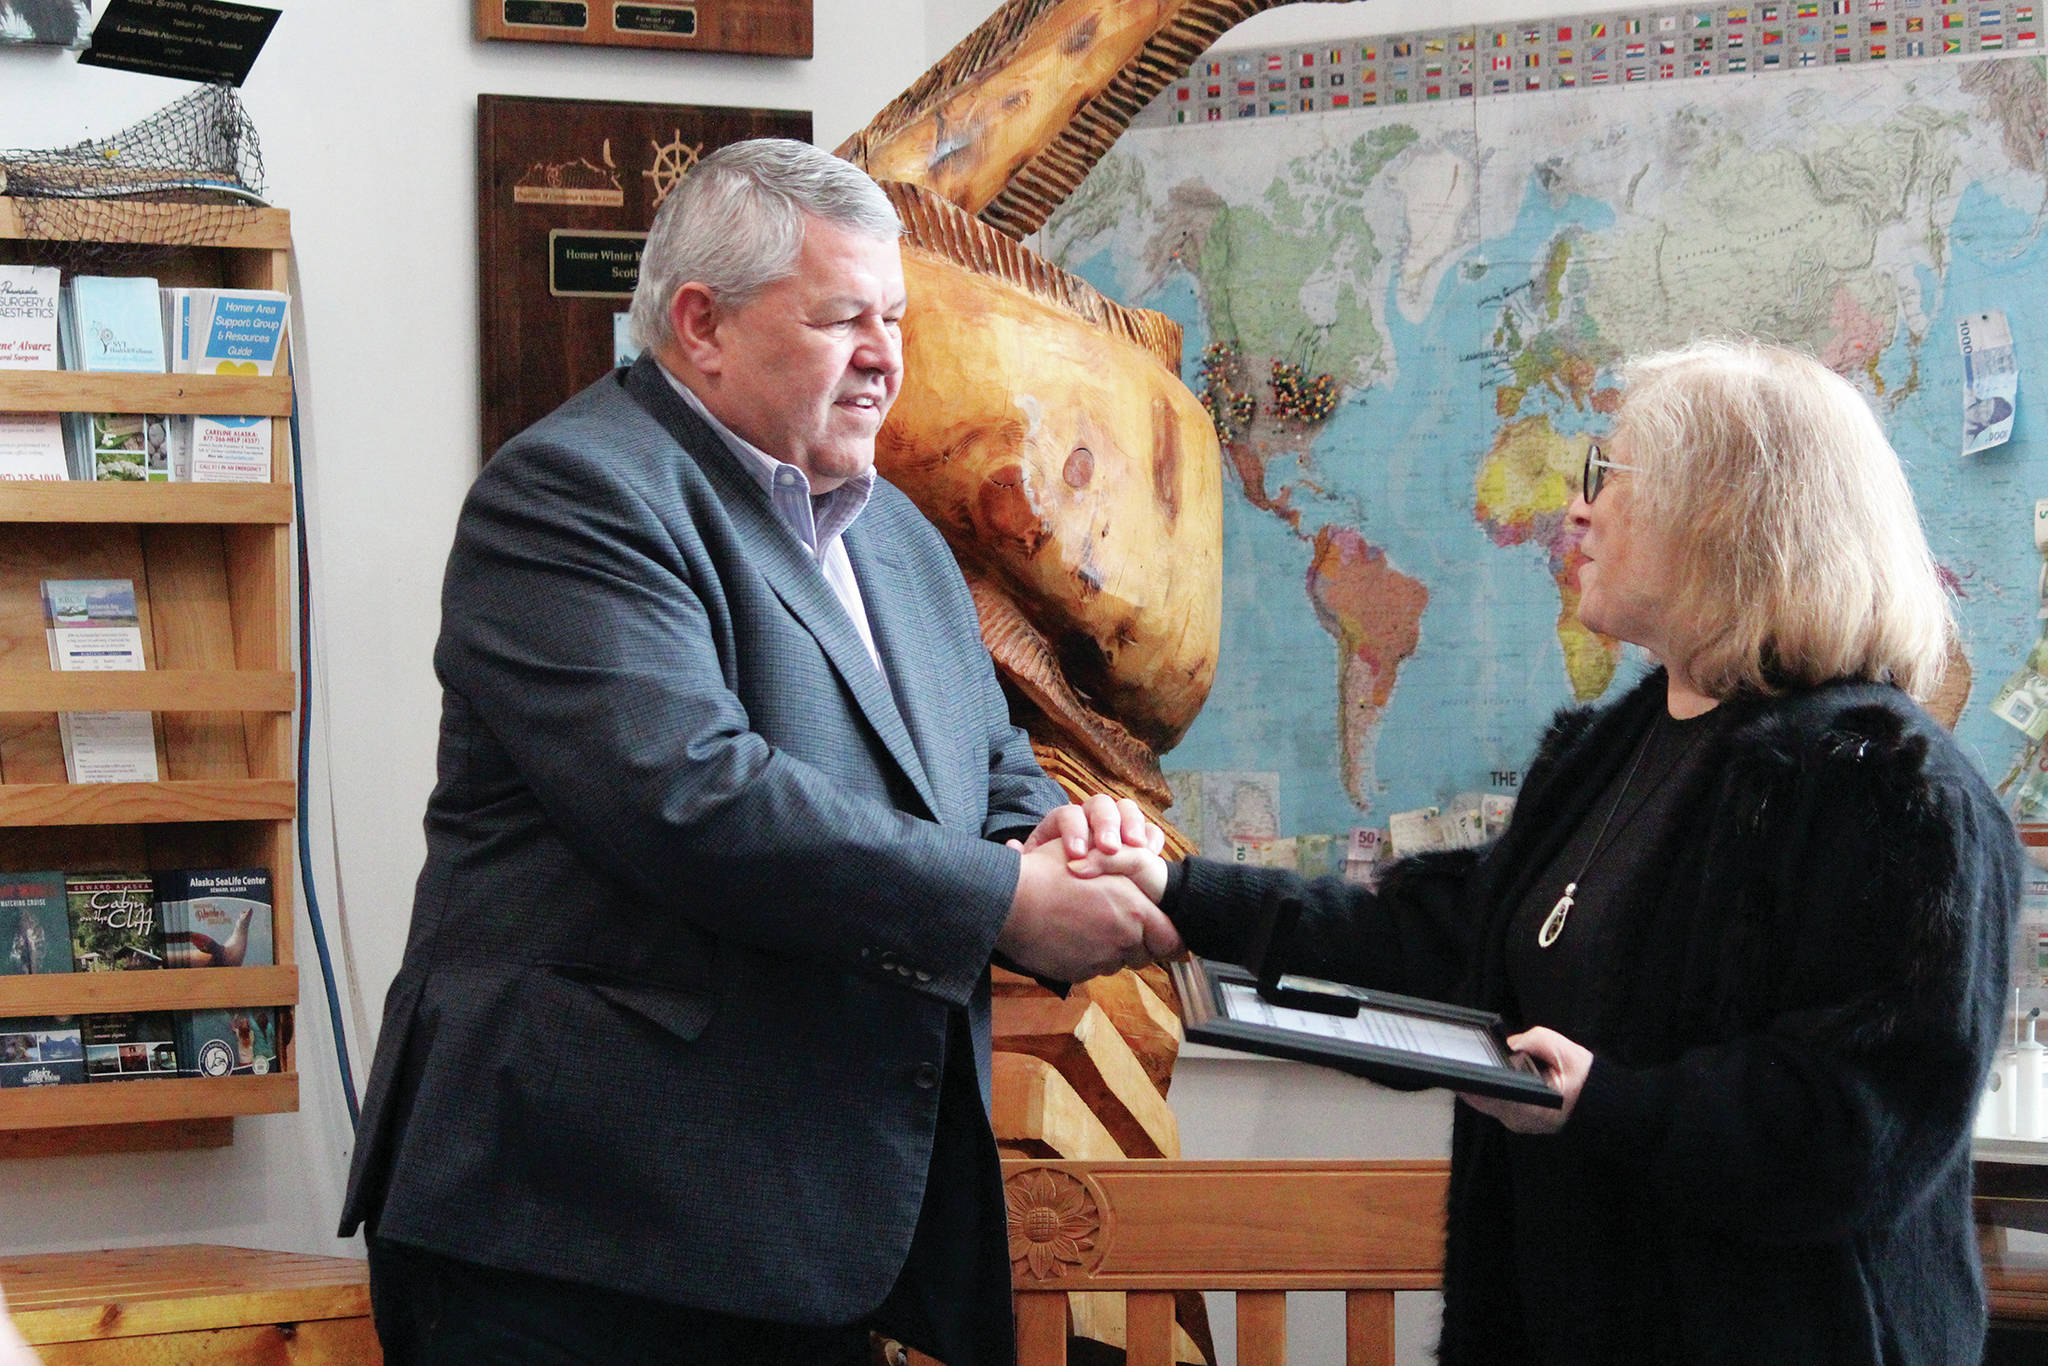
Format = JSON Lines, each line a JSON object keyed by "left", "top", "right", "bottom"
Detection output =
{"left": 996, "top": 794, "right": 1182, "bottom": 984}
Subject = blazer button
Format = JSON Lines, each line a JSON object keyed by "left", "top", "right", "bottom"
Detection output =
{"left": 913, "top": 1062, "right": 941, "bottom": 1090}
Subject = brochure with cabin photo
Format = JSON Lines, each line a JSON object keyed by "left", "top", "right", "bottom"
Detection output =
{"left": 66, "top": 873, "right": 163, "bottom": 972}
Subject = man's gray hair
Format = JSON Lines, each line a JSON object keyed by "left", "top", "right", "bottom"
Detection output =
{"left": 627, "top": 139, "right": 901, "bottom": 355}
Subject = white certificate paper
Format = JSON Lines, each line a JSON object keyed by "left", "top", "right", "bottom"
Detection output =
{"left": 1219, "top": 981, "right": 1499, "bottom": 1067}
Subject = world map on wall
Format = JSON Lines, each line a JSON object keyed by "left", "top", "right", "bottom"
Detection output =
{"left": 1043, "top": 54, "right": 2048, "bottom": 847}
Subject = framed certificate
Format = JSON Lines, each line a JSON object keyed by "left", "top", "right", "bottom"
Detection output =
{"left": 1170, "top": 956, "right": 1563, "bottom": 1108}
{"left": 475, "top": 94, "right": 811, "bottom": 461}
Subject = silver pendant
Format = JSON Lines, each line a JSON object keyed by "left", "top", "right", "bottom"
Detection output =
{"left": 1538, "top": 883, "right": 1575, "bottom": 948}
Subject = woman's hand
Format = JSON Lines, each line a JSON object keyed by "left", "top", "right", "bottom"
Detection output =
{"left": 1459, "top": 1026, "right": 1593, "bottom": 1134}
{"left": 1017, "top": 794, "right": 1166, "bottom": 860}
{"left": 1063, "top": 844, "right": 1169, "bottom": 907}
{"left": 1006, "top": 807, "right": 1171, "bottom": 908}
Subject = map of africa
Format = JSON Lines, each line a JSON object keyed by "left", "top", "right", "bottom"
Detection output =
{"left": 1042, "top": 55, "right": 2048, "bottom": 847}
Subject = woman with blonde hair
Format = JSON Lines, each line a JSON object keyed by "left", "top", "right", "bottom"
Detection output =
{"left": 1102, "top": 339, "right": 2020, "bottom": 1364}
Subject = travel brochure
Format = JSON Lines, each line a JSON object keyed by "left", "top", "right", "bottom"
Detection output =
{"left": 0, "top": 867, "right": 279, "bottom": 1087}
{"left": 42, "top": 577, "right": 159, "bottom": 785}
{"left": 4, "top": 273, "right": 291, "bottom": 482}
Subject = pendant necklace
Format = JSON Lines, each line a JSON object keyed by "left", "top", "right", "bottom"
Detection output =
{"left": 1537, "top": 712, "right": 1666, "bottom": 949}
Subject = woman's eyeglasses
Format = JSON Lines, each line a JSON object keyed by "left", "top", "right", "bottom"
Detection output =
{"left": 1581, "top": 440, "right": 1640, "bottom": 505}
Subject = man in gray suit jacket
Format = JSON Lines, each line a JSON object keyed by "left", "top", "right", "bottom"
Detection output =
{"left": 338, "top": 140, "right": 1180, "bottom": 1365}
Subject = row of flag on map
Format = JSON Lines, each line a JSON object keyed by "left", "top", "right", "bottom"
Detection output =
{"left": 1136, "top": 0, "right": 2037, "bottom": 122}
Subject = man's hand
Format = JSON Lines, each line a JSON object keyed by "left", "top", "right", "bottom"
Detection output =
{"left": 1016, "top": 794, "right": 1166, "bottom": 861}
{"left": 998, "top": 840, "right": 1184, "bottom": 983}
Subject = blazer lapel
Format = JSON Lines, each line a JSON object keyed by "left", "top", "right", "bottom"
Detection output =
{"left": 844, "top": 528, "right": 951, "bottom": 821}
{"left": 625, "top": 359, "right": 942, "bottom": 820}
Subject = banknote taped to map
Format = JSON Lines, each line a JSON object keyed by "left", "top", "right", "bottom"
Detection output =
{"left": 1961, "top": 309, "right": 2018, "bottom": 455}
{"left": 1992, "top": 664, "right": 2048, "bottom": 741}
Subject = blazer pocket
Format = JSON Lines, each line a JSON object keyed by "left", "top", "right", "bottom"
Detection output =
{"left": 544, "top": 964, "right": 718, "bottom": 1043}
{"left": 586, "top": 979, "right": 716, "bottom": 1042}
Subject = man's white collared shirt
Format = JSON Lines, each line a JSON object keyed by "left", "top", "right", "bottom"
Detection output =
{"left": 662, "top": 367, "right": 883, "bottom": 672}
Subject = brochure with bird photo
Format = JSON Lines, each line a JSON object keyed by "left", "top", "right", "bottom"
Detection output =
{"left": 157, "top": 867, "right": 271, "bottom": 970}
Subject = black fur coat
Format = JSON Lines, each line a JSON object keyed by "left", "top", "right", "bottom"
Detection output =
{"left": 1168, "top": 670, "right": 2021, "bottom": 1365}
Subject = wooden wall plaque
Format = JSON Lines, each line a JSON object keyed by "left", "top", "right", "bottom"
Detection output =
{"left": 475, "top": 0, "right": 810, "bottom": 56}
{"left": 476, "top": 94, "right": 811, "bottom": 460}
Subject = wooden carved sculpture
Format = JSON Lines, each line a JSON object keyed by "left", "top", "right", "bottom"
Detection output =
{"left": 844, "top": 0, "right": 1341, "bottom": 813}
{"left": 843, "top": 2, "right": 1341, "bottom": 1360}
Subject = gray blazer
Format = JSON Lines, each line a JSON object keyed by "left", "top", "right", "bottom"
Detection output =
{"left": 339, "top": 356, "right": 1063, "bottom": 1323}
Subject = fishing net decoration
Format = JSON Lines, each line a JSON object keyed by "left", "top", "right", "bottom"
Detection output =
{"left": 0, "top": 84, "right": 267, "bottom": 267}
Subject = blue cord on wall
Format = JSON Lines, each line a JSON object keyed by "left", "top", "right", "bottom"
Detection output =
{"left": 287, "top": 373, "right": 362, "bottom": 1131}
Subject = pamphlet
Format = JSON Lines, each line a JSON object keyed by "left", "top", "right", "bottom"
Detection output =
{"left": 63, "top": 275, "right": 169, "bottom": 481}
{"left": 42, "top": 577, "right": 160, "bottom": 783}
{"left": 66, "top": 872, "right": 163, "bottom": 971}
{"left": 65, "top": 276, "right": 165, "bottom": 373}
{"left": 0, "top": 1017, "right": 85, "bottom": 1087}
{"left": 0, "top": 871, "right": 72, "bottom": 975}
{"left": 0, "top": 413, "right": 68, "bottom": 481}
{"left": 0, "top": 265, "right": 65, "bottom": 479}
{"left": 82, "top": 1010, "right": 179, "bottom": 1080}
{"left": 0, "top": 265, "right": 61, "bottom": 370}
{"left": 164, "top": 286, "right": 287, "bottom": 481}
{"left": 158, "top": 868, "right": 271, "bottom": 969}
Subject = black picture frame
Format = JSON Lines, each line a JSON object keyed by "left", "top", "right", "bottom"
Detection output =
{"left": 1170, "top": 956, "right": 1563, "bottom": 1108}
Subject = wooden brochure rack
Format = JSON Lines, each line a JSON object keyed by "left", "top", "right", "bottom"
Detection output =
{"left": 0, "top": 199, "right": 298, "bottom": 1158}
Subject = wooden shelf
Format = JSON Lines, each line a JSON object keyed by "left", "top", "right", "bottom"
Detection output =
{"left": 0, "top": 372, "right": 291, "bottom": 417}
{"left": 0, "top": 670, "right": 294, "bottom": 713}
{"left": 0, "top": 198, "right": 291, "bottom": 249}
{"left": 0, "top": 966, "right": 297, "bottom": 1016}
{"left": 0, "top": 1118, "right": 232, "bottom": 1160}
{"left": 0, "top": 1073, "right": 297, "bottom": 1131}
{"left": 0, "top": 780, "right": 295, "bottom": 827}
{"left": 0, "top": 481, "right": 292, "bottom": 523}
{"left": 0, "top": 196, "right": 300, "bottom": 1155}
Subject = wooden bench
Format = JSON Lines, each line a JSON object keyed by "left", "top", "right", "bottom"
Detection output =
{"left": 1, "top": 1244, "right": 378, "bottom": 1365}
{"left": 981, "top": 1158, "right": 1451, "bottom": 1366}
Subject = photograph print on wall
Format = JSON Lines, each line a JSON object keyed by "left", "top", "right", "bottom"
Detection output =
{"left": 0, "top": 0, "right": 90, "bottom": 47}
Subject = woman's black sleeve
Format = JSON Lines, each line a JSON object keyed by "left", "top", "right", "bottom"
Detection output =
{"left": 1164, "top": 845, "right": 1484, "bottom": 1002}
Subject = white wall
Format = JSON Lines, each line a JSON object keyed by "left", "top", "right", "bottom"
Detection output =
{"left": 0, "top": 0, "right": 1578, "bottom": 1335}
